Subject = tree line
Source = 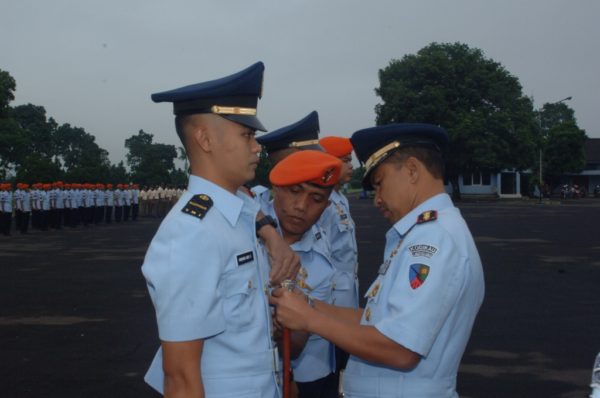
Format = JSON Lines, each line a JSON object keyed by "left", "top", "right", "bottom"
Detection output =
{"left": 1, "top": 42, "right": 588, "bottom": 193}
{"left": 0, "top": 69, "right": 187, "bottom": 187}
{"left": 374, "top": 42, "right": 587, "bottom": 195}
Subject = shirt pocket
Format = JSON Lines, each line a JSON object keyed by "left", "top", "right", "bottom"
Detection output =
{"left": 221, "top": 262, "right": 259, "bottom": 331}
{"left": 333, "top": 271, "right": 354, "bottom": 292}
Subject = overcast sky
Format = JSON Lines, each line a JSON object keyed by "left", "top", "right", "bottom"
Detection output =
{"left": 1, "top": 0, "right": 598, "bottom": 165}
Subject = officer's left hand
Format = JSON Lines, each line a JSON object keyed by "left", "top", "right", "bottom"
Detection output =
{"left": 269, "top": 288, "right": 311, "bottom": 331}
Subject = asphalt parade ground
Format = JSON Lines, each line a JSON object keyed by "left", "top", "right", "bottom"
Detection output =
{"left": 1, "top": 197, "right": 599, "bottom": 398}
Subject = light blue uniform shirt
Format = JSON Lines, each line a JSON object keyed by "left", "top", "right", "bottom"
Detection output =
{"left": 264, "top": 204, "right": 336, "bottom": 383}
{"left": 250, "top": 184, "right": 271, "bottom": 213}
{"left": 41, "top": 191, "right": 50, "bottom": 210}
{"left": 318, "top": 189, "right": 359, "bottom": 308}
{"left": 343, "top": 193, "right": 485, "bottom": 398}
{"left": 142, "top": 175, "right": 280, "bottom": 398}
{"left": 55, "top": 189, "right": 64, "bottom": 209}
{"left": 105, "top": 190, "right": 114, "bottom": 206}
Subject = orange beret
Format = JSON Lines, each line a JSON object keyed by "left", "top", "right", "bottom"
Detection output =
{"left": 319, "top": 136, "right": 353, "bottom": 158}
{"left": 269, "top": 150, "right": 342, "bottom": 188}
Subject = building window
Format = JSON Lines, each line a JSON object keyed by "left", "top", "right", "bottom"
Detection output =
{"left": 482, "top": 172, "right": 491, "bottom": 185}
{"left": 463, "top": 172, "right": 491, "bottom": 186}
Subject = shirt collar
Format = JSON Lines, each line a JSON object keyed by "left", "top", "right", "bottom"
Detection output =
{"left": 392, "top": 193, "right": 453, "bottom": 237}
{"left": 187, "top": 175, "right": 245, "bottom": 227}
{"left": 264, "top": 203, "right": 320, "bottom": 253}
{"left": 329, "top": 189, "right": 343, "bottom": 204}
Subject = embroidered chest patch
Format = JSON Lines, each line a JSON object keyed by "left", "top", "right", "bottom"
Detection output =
{"left": 409, "top": 263, "right": 430, "bottom": 289}
{"left": 408, "top": 244, "right": 438, "bottom": 258}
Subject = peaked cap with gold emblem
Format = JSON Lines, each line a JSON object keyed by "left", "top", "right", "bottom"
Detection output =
{"left": 257, "top": 111, "right": 321, "bottom": 154}
{"left": 151, "top": 62, "right": 266, "bottom": 131}
{"left": 350, "top": 123, "right": 449, "bottom": 190}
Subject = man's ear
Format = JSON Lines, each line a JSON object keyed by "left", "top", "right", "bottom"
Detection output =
{"left": 405, "top": 157, "right": 420, "bottom": 184}
{"left": 189, "top": 120, "right": 212, "bottom": 153}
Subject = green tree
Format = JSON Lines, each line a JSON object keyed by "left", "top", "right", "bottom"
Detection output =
{"left": 543, "top": 121, "right": 587, "bottom": 182}
{"left": 16, "top": 154, "right": 62, "bottom": 182}
{"left": 169, "top": 168, "right": 188, "bottom": 187}
{"left": 0, "top": 69, "right": 16, "bottom": 114}
{"left": 0, "top": 118, "right": 27, "bottom": 175}
{"left": 350, "top": 165, "right": 365, "bottom": 190}
{"left": 11, "top": 104, "right": 57, "bottom": 159}
{"left": 0, "top": 70, "right": 26, "bottom": 176}
{"left": 536, "top": 101, "right": 587, "bottom": 186}
{"left": 375, "top": 42, "right": 538, "bottom": 197}
{"left": 54, "top": 123, "right": 111, "bottom": 181}
{"left": 125, "top": 129, "right": 154, "bottom": 172}
{"left": 249, "top": 150, "right": 271, "bottom": 188}
{"left": 125, "top": 130, "right": 177, "bottom": 186}
{"left": 108, "top": 161, "right": 130, "bottom": 184}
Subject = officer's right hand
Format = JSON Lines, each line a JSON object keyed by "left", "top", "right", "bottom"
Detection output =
{"left": 269, "top": 288, "right": 311, "bottom": 332}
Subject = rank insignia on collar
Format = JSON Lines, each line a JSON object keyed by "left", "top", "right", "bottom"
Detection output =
{"left": 364, "top": 307, "right": 371, "bottom": 322}
{"left": 181, "top": 194, "right": 213, "bottom": 219}
{"left": 409, "top": 263, "right": 430, "bottom": 289}
{"left": 367, "top": 282, "right": 380, "bottom": 298}
{"left": 417, "top": 210, "right": 437, "bottom": 224}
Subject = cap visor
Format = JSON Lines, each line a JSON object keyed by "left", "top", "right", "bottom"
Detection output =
{"left": 361, "top": 169, "right": 374, "bottom": 191}
{"left": 223, "top": 115, "right": 267, "bottom": 132}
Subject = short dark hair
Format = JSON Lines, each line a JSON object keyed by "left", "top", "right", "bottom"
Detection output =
{"left": 384, "top": 146, "right": 445, "bottom": 179}
{"left": 174, "top": 115, "right": 189, "bottom": 150}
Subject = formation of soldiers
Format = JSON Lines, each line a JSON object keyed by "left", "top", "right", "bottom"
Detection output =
{"left": 138, "top": 185, "right": 185, "bottom": 218}
{"left": 0, "top": 182, "right": 153, "bottom": 236}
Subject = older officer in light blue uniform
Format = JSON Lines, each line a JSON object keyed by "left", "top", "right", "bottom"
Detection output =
{"left": 266, "top": 150, "right": 342, "bottom": 398}
{"left": 271, "top": 123, "right": 485, "bottom": 398}
{"left": 251, "top": 111, "right": 322, "bottom": 211}
{"left": 142, "top": 62, "right": 282, "bottom": 398}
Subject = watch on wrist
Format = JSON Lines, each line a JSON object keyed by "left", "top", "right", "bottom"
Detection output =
{"left": 256, "top": 215, "right": 278, "bottom": 236}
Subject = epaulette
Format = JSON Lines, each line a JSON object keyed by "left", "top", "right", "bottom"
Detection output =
{"left": 181, "top": 194, "right": 213, "bottom": 220}
{"left": 416, "top": 210, "right": 437, "bottom": 224}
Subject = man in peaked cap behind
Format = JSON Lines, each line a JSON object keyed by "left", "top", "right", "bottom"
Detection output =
{"left": 250, "top": 111, "right": 321, "bottom": 211}
{"left": 257, "top": 110, "right": 321, "bottom": 166}
{"left": 142, "top": 62, "right": 299, "bottom": 398}
{"left": 271, "top": 123, "right": 485, "bottom": 398}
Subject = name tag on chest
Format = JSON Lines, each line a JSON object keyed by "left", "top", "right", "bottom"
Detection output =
{"left": 236, "top": 251, "right": 254, "bottom": 266}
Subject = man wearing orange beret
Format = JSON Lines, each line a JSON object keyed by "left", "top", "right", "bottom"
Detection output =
{"left": 0, "top": 183, "right": 13, "bottom": 236}
{"left": 265, "top": 150, "right": 342, "bottom": 398}
{"left": 318, "top": 136, "right": 359, "bottom": 384}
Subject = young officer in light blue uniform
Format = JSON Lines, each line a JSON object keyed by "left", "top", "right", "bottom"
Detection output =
{"left": 266, "top": 150, "right": 343, "bottom": 398}
{"left": 142, "top": 62, "right": 284, "bottom": 398}
{"left": 271, "top": 123, "right": 485, "bottom": 398}
{"left": 318, "top": 136, "right": 359, "bottom": 308}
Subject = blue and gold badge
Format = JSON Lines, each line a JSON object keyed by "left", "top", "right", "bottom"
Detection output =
{"left": 409, "top": 263, "right": 430, "bottom": 289}
{"left": 181, "top": 194, "right": 213, "bottom": 219}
